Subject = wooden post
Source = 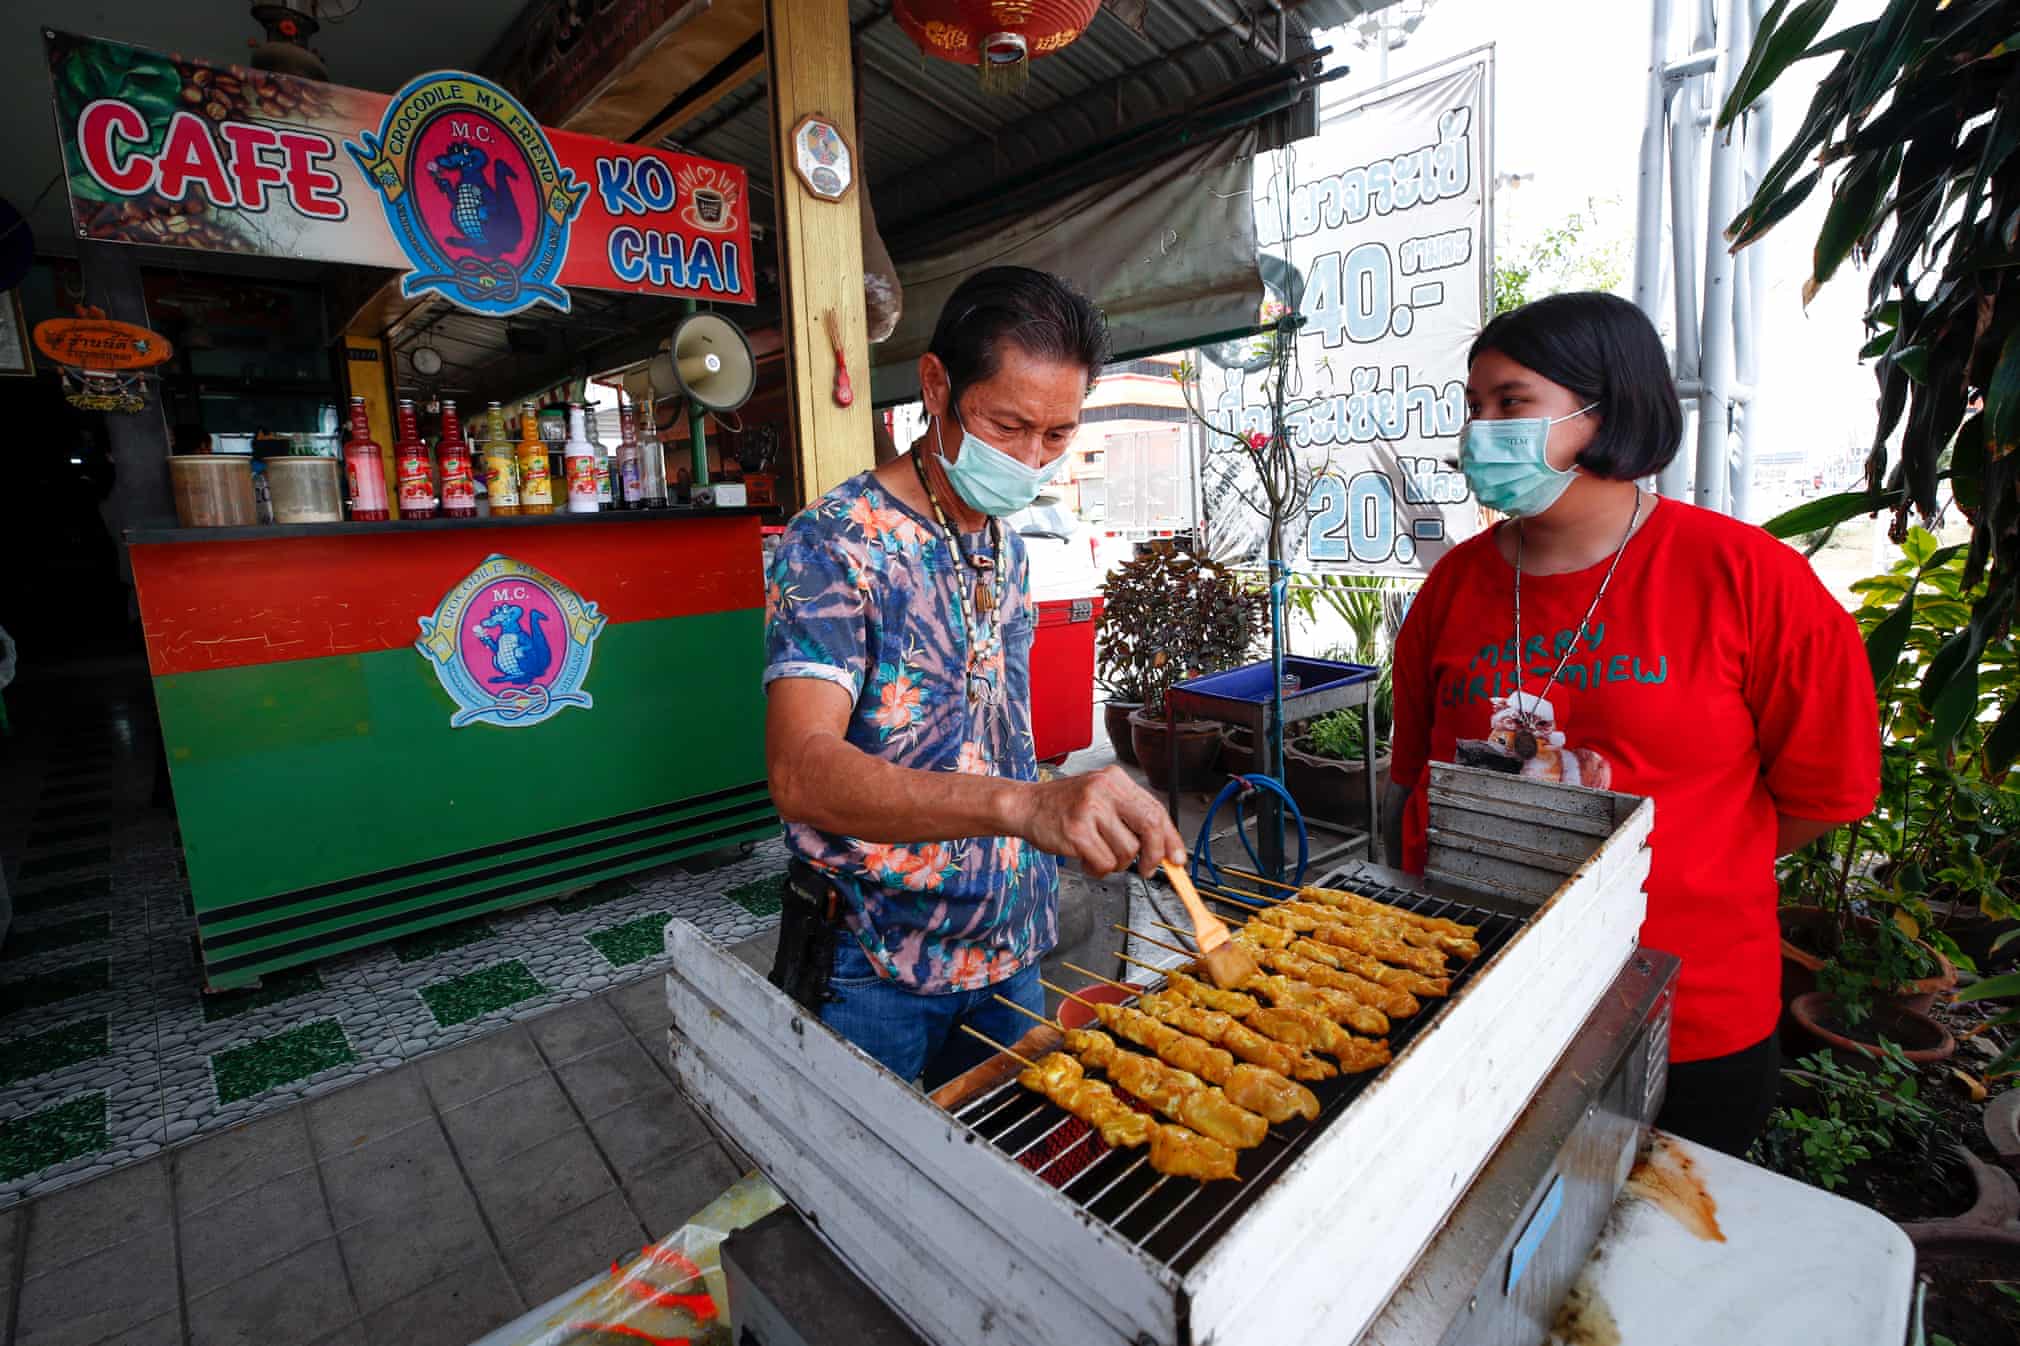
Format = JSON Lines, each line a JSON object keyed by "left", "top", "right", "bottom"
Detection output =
{"left": 765, "top": 0, "right": 872, "bottom": 507}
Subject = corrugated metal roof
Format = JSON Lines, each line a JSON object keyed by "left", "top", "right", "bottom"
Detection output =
{"left": 668, "top": 1, "right": 1383, "bottom": 236}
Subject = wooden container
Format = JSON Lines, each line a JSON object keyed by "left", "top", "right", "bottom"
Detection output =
{"left": 169, "top": 455, "right": 256, "bottom": 527}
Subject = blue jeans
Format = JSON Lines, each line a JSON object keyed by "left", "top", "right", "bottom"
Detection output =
{"left": 819, "top": 937, "right": 1045, "bottom": 1090}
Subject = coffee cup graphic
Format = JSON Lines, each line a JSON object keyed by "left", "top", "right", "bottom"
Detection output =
{"left": 693, "top": 188, "right": 725, "bottom": 225}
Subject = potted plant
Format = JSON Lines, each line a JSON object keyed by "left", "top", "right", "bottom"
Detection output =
{"left": 1283, "top": 679, "right": 1392, "bottom": 829}
{"left": 1094, "top": 548, "right": 1263, "bottom": 791}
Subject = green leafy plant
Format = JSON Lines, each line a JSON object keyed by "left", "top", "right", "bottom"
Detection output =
{"left": 1724, "top": 0, "right": 2020, "bottom": 770}
{"left": 1752, "top": 1042, "right": 1939, "bottom": 1191}
{"left": 1300, "top": 709, "right": 1367, "bottom": 763}
{"left": 1095, "top": 548, "right": 1264, "bottom": 716}
{"left": 1781, "top": 528, "right": 2019, "bottom": 989}
{"left": 1489, "top": 197, "right": 1630, "bottom": 319}
{"left": 51, "top": 41, "right": 181, "bottom": 203}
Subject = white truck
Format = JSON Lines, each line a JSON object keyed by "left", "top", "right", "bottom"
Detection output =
{"left": 1099, "top": 423, "right": 1200, "bottom": 547}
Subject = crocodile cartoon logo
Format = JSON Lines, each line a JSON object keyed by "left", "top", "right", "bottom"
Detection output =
{"left": 347, "top": 72, "right": 586, "bottom": 317}
{"left": 416, "top": 555, "right": 605, "bottom": 728}
{"left": 427, "top": 141, "right": 523, "bottom": 260}
{"left": 473, "top": 601, "right": 551, "bottom": 686}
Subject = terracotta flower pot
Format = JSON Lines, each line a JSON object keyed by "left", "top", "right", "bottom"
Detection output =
{"left": 1219, "top": 725, "right": 1258, "bottom": 777}
{"left": 1282, "top": 738, "right": 1392, "bottom": 829}
{"left": 1788, "top": 990, "right": 1956, "bottom": 1069}
{"left": 1777, "top": 906, "right": 1957, "bottom": 1015}
{"left": 1129, "top": 709, "right": 1224, "bottom": 793}
{"left": 1102, "top": 700, "right": 1141, "bottom": 767}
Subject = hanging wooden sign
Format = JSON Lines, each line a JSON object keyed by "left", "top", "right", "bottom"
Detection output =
{"left": 33, "top": 314, "right": 174, "bottom": 370}
{"left": 790, "top": 114, "right": 854, "bottom": 202}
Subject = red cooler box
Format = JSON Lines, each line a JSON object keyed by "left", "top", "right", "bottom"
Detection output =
{"left": 1031, "top": 595, "right": 1101, "bottom": 764}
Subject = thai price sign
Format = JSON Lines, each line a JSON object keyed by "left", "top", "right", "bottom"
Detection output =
{"left": 46, "top": 32, "right": 753, "bottom": 315}
{"left": 1199, "top": 54, "right": 1491, "bottom": 577}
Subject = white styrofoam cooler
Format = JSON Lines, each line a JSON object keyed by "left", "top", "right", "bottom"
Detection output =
{"left": 662, "top": 765, "right": 1654, "bottom": 1345}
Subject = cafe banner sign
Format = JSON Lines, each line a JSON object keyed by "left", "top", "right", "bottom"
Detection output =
{"left": 46, "top": 31, "right": 754, "bottom": 315}
{"left": 1199, "top": 54, "right": 1492, "bottom": 578}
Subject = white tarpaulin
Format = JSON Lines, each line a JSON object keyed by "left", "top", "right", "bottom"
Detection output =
{"left": 1201, "top": 54, "right": 1492, "bottom": 577}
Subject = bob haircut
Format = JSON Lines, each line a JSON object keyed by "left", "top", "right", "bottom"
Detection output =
{"left": 1470, "top": 292, "right": 1683, "bottom": 481}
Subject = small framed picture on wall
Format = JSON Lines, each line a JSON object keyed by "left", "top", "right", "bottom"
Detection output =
{"left": 0, "top": 290, "right": 33, "bottom": 377}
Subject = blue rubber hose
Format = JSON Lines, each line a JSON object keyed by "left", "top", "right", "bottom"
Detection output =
{"left": 1191, "top": 773, "right": 1308, "bottom": 890}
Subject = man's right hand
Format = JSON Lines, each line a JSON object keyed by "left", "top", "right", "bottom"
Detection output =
{"left": 1015, "top": 766, "right": 1188, "bottom": 879}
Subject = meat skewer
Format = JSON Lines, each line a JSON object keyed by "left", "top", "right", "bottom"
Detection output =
{"left": 1060, "top": 960, "right": 1336, "bottom": 1088}
{"left": 1020, "top": 982, "right": 1321, "bottom": 1122}
{"left": 1219, "top": 866, "right": 1479, "bottom": 940}
{"left": 1150, "top": 919, "right": 1417, "bottom": 1022}
{"left": 1256, "top": 905, "right": 1453, "bottom": 976}
{"left": 1197, "top": 909, "right": 1450, "bottom": 1000}
{"left": 1123, "top": 927, "right": 1394, "bottom": 1037}
{"left": 996, "top": 997, "right": 1275, "bottom": 1147}
{"left": 955, "top": 1026, "right": 1240, "bottom": 1182}
{"left": 1201, "top": 880, "right": 1481, "bottom": 961}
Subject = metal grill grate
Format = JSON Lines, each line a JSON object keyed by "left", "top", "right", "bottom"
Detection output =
{"left": 950, "top": 874, "right": 1527, "bottom": 1273}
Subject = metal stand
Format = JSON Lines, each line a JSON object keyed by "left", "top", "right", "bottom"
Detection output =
{"left": 1163, "top": 658, "right": 1381, "bottom": 880}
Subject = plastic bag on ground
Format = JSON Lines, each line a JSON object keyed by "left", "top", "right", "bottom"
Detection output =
{"left": 468, "top": 1171, "right": 785, "bottom": 1346}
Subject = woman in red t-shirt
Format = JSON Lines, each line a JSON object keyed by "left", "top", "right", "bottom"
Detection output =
{"left": 1387, "top": 292, "right": 1879, "bottom": 1156}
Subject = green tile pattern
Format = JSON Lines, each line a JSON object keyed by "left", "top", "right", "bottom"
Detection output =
{"left": 13, "top": 878, "right": 110, "bottom": 917}
{"left": 586, "top": 912, "right": 674, "bottom": 969}
{"left": 0, "top": 914, "right": 110, "bottom": 962}
{"left": 0, "top": 1094, "right": 108, "bottom": 1182}
{"left": 725, "top": 872, "right": 787, "bottom": 918}
{"left": 549, "top": 877, "right": 638, "bottom": 917}
{"left": 0, "top": 1017, "right": 109, "bottom": 1086}
{"left": 211, "top": 1019, "right": 356, "bottom": 1105}
{"left": 419, "top": 960, "right": 547, "bottom": 1027}
{"left": 201, "top": 964, "right": 325, "bottom": 1023}
{"left": 0, "top": 959, "right": 110, "bottom": 1018}
{"left": 392, "top": 917, "right": 496, "bottom": 964}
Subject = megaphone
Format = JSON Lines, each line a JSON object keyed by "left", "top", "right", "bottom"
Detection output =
{"left": 662, "top": 311, "right": 754, "bottom": 412}
{"left": 622, "top": 368, "right": 655, "bottom": 409}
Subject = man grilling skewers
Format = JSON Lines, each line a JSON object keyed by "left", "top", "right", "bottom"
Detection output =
{"left": 764, "top": 268, "right": 1186, "bottom": 1088}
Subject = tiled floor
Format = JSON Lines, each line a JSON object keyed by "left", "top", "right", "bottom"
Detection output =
{"left": 0, "top": 667, "right": 786, "bottom": 1209}
{"left": 0, "top": 977, "right": 748, "bottom": 1346}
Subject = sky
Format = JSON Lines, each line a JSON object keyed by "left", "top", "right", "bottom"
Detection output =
{"left": 1313, "top": 0, "right": 1890, "bottom": 521}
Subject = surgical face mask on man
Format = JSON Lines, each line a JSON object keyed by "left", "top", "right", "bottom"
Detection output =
{"left": 1459, "top": 403, "right": 1598, "bottom": 518}
{"left": 935, "top": 406, "right": 1059, "bottom": 517}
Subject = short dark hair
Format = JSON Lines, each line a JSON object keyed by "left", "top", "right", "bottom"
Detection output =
{"left": 929, "top": 266, "right": 1110, "bottom": 411}
{"left": 1470, "top": 292, "right": 1682, "bottom": 481}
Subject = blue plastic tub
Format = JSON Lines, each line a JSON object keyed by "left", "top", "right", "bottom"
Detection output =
{"left": 1171, "top": 656, "right": 1377, "bottom": 717}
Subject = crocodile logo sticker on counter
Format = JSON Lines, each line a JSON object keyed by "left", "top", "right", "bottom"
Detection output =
{"left": 347, "top": 72, "right": 587, "bottom": 316}
{"left": 416, "top": 554, "right": 606, "bottom": 728}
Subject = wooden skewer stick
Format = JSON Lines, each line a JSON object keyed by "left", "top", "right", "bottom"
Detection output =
{"left": 1148, "top": 919, "right": 1203, "bottom": 945}
{"left": 1115, "top": 950, "right": 1185, "bottom": 980}
{"left": 1198, "top": 886, "right": 1269, "bottom": 912}
{"left": 1036, "top": 977, "right": 1105, "bottom": 1012}
{"left": 993, "top": 995, "right": 1062, "bottom": 1030}
{"left": 958, "top": 1023, "right": 1036, "bottom": 1067}
{"left": 1059, "top": 961, "right": 1137, "bottom": 994}
{"left": 1113, "top": 922, "right": 1207, "bottom": 961}
{"left": 1221, "top": 865, "right": 1301, "bottom": 894}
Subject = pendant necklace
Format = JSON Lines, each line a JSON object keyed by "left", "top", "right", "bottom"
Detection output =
{"left": 911, "top": 450, "right": 1004, "bottom": 707}
{"left": 1509, "top": 487, "right": 1643, "bottom": 750}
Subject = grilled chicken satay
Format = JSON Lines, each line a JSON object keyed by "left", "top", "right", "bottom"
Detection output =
{"left": 1063, "top": 1028, "right": 1268, "bottom": 1149}
{"left": 1257, "top": 949, "right": 1415, "bottom": 1022}
{"left": 1233, "top": 920, "right": 1295, "bottom": 951}
{"left": 1247, "top": 1006, "right": 1391, "bottom": 1072}
{"left": 1286, "top": 940, "right": 1426, "bottom": 1015}
{"left": 1295, "top": 885, "right": 1477, "bottom": 940}
{"left": 1088, "top": 1005, "right": 1236, "bottom": 1082}
{"left": 1241, "top": 972, "right": 1391, "bottom": 1037}
{"left": 1013, "top": 1051, "right": 1238, "bottom": 1182}
{"left": 1119, "top": 992, "right": 1322, "bottom": 1120}
{"left": 1149, "top": 1122, "right": 1240, "bottom": 1182}
{"left": 1157, "top": 970, "right": 1262, "bottom": 1018}
{"left": 1015, "top": 1053, "right": 1154, "bottom": 1149}
{"left": 1304, "top": 927, "right": 1451, "bottom": 997}
{"left": 1268, "top": 900, "right": 1477, "bottom": 962}
{"left": 1136, "top": 989, "right": 1337, "bottom": 1085}
{"left": 1291, "top": 917, "right": 1449, "bottom": 976}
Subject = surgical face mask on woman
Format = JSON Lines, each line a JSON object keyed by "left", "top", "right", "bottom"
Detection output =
{"left": 1459, "top": 403, "right": 1598, "bottom": 518}
{"left": 935, "top": 407, "right": 1060, "bottom": 517}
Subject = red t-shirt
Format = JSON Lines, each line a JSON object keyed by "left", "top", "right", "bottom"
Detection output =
{"left": 1390, "top": 497, "right": 1879, "bottom": 1062}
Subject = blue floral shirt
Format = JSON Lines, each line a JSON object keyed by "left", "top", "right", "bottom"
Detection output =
{"left": 763, "top": 471, "right": 1057, "bottom": 993}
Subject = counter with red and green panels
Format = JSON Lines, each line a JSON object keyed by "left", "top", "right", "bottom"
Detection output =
{"left": 127, "top": 510, "right": 776, "bottom": 990}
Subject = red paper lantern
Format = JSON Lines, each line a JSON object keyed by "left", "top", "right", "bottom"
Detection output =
{"left": 894, "top": 0, "right": 1103, "bottom": 94}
